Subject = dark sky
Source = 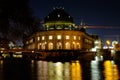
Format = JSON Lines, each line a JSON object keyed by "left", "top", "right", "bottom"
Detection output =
{"left": 29, "top": 0, "right": 120, "bottom": 44}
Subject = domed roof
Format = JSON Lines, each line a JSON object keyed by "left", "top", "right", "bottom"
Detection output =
{"left": 44, "top": 7, "right": 73, "bottom": 23}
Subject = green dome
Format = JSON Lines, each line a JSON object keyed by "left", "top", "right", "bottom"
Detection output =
{"left": 44, "top": 7, "right": 73, "bottom": 23}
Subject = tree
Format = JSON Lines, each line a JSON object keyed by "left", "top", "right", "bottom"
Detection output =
{"left": 0, "top": 0, "right": 40, "bottom": 41}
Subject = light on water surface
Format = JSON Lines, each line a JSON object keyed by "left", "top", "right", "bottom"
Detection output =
{"left": 103, "top": 60, "right": 119, "bottom": 80}
{"left": 33, "top": 60, "right": 82, "bottom": 80}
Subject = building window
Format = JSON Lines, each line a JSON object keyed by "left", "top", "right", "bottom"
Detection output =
{"left": 42, "top": 36, "right": 45, "bottom": 40}
{"left": 48, "top": 42, "right": 53, "bottom": 50}
{"left": 57, "top": 35, "right": 61, "bottom": 40}
{"left": 57, "top": 42, "right": 62, "bottom": 49}
{"left": 41, "top": 43, "right": 45, "bottom": 50}
{"left": 38, "top": 43, "right": 41, "bottom": 49}
{"left": 38, "top": 36, "right": 40, "bottom": 41}
{"left": 78, "top": 36, "right": 81, "bottom": 40}
{"left": 72, "top": 42, "right": 76, "bottom": 49}
{"left": 73, "top": 36, "right": 76, "bottom": 40}
{"left": 77, "top": 43, "right": 81, "bottom": 49}
{"left": 49, "top": 36, "right": 53, "bottom": 40}
{"left": 65, "top": 42, "right": 70, "bottom": 49}
{"left": 66, "top": 35, "right": 70, "bottom": 40}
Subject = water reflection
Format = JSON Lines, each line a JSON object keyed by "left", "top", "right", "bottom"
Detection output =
{"left": 0, "top": 60, "right": 3, "bottom": 80}
{"left": 103, "top": 60, "right": 119, "bottom": 80}
{"left": 91, "top": 60, "right": 101, "bottom": 80}
{"left": 32, "top": 60, "right": 82, "bottom": 80}
{"left": 0, "top": 59, "right": 119, "bottom": 80}
{"left": 71, "top": 61, "right": 82, "bottom": 80}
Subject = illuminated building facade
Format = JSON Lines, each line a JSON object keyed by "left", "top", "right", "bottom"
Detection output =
{"left": 24, "top": 7, "right": 94, "bottom": 51}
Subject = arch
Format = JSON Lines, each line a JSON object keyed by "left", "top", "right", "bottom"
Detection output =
{"left": 37, "top": 43, "right": 41, "bottom": 49}
{"left": 41, "top": 43, "right": 45, "bottom": 50}
{"left": 48, "top": 42, "right": 53, "bottom": 50}
{"left": 57, "top": 42, "right": 62, "bottom": 49}
{"left": 72, "top": 42, "right": 77, "bottom": 50}
{"left": 76, "top": 43, "right": 81, "bottom": 49}
{"left": 65, "top": 42, "right": 70, "bottom": 49}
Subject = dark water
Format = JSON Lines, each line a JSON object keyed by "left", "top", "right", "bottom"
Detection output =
{"left": 0, "top": 59, "right": 119, "bottom": 80}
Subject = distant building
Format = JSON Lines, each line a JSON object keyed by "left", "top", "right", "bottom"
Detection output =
{"left": 24, "top": 7, "right": 95, "bottom": 51}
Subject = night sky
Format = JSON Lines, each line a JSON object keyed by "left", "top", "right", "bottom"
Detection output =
{"left": 29, "top": 0, "right": 120, "bottom": 44}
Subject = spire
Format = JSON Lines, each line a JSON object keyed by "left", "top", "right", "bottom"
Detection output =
{"left": 80, "top": 20, "right": 86, "bottom": 32}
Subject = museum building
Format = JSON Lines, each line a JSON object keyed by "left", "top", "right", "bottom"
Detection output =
{"left": 24, "top": 7, "right": 94, "bottom": 51}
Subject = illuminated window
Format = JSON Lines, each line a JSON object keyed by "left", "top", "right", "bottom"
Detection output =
{"left": 41, "top": 43, "right": 45, "bottom": 50}
{"left": 57, "top": 35, "right": 61, "bottom": 40}
{"left": 73, "top": 36, "right": 76, "bottom": 40}
{"left": 38, "top": 43, "right": 41, "bottom": 49}
{"left": 49, "top": 36, "right": 53, "bottom": 40}
{"left": 78, "top": 36, "right": 81, "bottom": 40}
{"left": 48, "top": 42, "right": 53, "bottom": 50}
{"left": 37, "top": 36, "right": 40, "bottom": 41}
{"left": 42, "top": 36, "right": 45, "bottom": 40}
{"left": 66, "top": 35, "right": 69, "bottom": 40}
{"left": 72, "top": 42, "right": 76, "bottom": 49}
{"left": 57, "top": 42, "right": 62, "bottom": 49}
{"left": 65, "top": 42, "right": 70, "bottom": 49}
{"left": 77, "top": 43, "right": 80, "bottom": 49}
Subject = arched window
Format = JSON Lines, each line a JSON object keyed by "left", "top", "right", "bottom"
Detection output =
{"left": 57, "top": 42, "right": 62, "bottom": 49}
{"left": 72, "top": 42, "right": 76, "bottom": 49}
{"left": 48, "top": 42, "right": 53, "bottom": 50}
{"left": 38, "top": 43, "right": 41, "bottom": 49}
{"left": 65, "top": 42, "right": 70, "bottom": 49}
{"left": 41, "top": 43, "right": 45, "bottom": 50}
{"left": 76, "top": 43, "right": 81, "bottom": 49}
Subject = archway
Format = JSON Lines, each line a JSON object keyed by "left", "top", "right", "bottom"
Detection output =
{"left": 48, "top": 42, "right": 53, "bottom": 50}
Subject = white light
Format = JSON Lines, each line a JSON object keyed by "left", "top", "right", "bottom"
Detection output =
{"left": 58, "top": 14, "right": 60, "bottom": 17}
{"left": 91, "top": 48, "right": 96, "bottom": 52}
{"left": 42, "top": 36, "right": 45, "bottom": 40}
{"left": 66, "top": 35, "right": 69, "bottom": 39}
{"left": 49, "top": 36, "right": 53, "bottom": 40}
{"left": 57, "top": 35, "right": 61, "bottom": 40}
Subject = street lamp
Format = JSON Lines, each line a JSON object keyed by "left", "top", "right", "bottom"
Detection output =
{"left": 106, "top": 40, "right": 111, "bottom": 49}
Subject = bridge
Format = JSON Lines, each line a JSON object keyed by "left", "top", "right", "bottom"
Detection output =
{"left": 0, "top": 48, "right": 95, "bottom": 61}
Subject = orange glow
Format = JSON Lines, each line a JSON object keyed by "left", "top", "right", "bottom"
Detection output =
{"left": 71, "top": 60, "right": 82, "bottom": 80}
{"left": 103, "top": 60, "right": 119, "bottom": 80}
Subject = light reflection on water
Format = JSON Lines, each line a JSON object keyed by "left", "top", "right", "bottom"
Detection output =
{"left": 103, "top": 60, "right": 119, "bottom": 80}
{"left": 0, "top": 60, "right": 3, "bottom": 80}
{"left": 32, "top": 60, "right": 82, "bottom": 80}
{"left": 91, "top": 60, "right": 101, "bottom": 80}
{"left": 0, "top": 59, "right": 119, "bottom": 80}
{"left": 31, "top": 60, "right": 120, "bottom": 80}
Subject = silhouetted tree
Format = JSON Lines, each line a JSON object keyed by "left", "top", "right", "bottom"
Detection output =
{"left": 0, "top": 0, "right": 40, "bottom": 41}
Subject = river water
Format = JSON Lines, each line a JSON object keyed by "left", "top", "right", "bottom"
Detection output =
{"left": 0, "top": 58, "right": 119, "bottom": 80}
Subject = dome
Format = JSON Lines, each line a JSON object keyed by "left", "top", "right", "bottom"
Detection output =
{"left": 44, "top": 7, "right": 73, "bottom": 23}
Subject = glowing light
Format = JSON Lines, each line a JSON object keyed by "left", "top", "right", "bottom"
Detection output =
{"left": 106, "top": 40, "right": 111, "bottom": 46}
{"left": 91, "top": 61, "right": 100, "bottom": 80}
{"left": 73, "top": 36, "right": 76, "bottom": 40}
{"left": 71, "top": 60, "right": 82, "bottom": 80}
{"left": 42, "top": 36, "right": 45, "bottom": 40}
{"left": 103, "top": 60, "right": 119, "bottom": 80}
{"left": 57, "top": 35, "right": 61, "bottom": 40}
{"left": 49, "top": 35, "right": 53, "bottom": 40}
{"left": 66, "top": 35, "right": 70, "bottom": 39}
{"left": 37, "top": 36, "right": 40, "bottom": 41}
